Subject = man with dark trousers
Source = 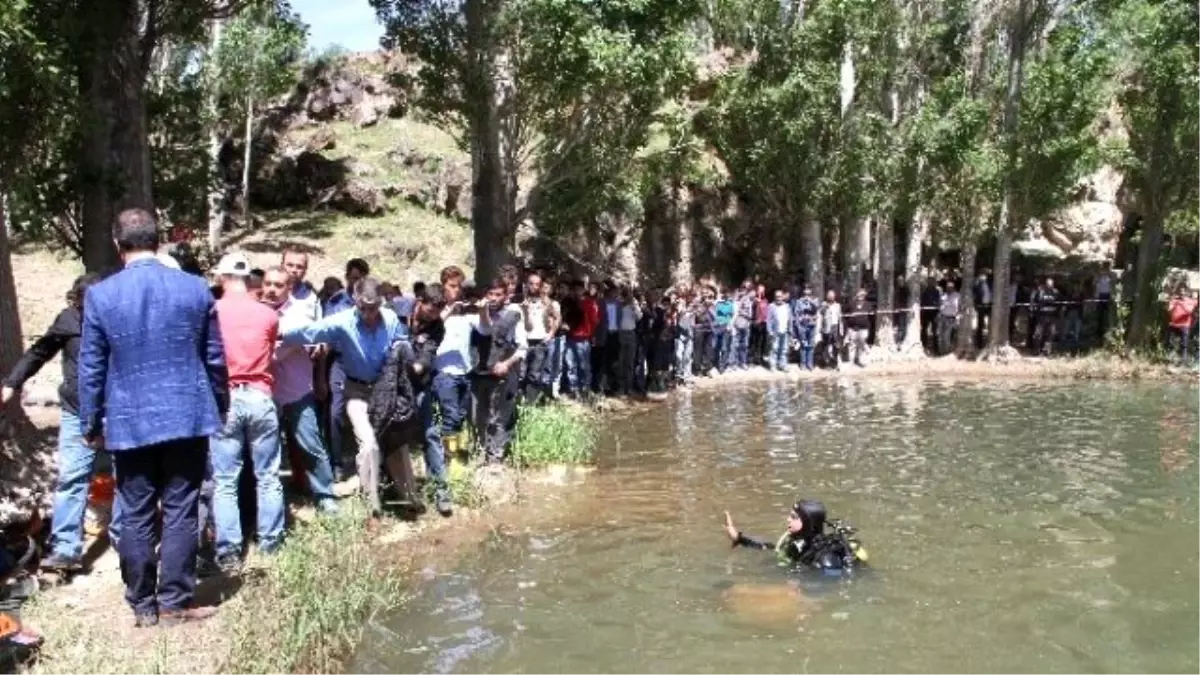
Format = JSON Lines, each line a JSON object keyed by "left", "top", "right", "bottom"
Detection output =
{"left": 77, "top": 208, "right": 228, "bottom": 628}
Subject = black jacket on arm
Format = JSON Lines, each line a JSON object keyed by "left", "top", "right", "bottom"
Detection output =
{"left": 3, "top": 307, "right": 82, "bottom": 414}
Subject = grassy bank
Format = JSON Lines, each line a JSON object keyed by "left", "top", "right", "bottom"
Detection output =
{"left": 25, "top": 404, "right": 599, "bottom": 674}
{"left": 511, "top": 403, "right": 598, "bottom": 468}
{"left": 26, "top": 503, "right": 397, "bottom": 675}
{"left": 221, "top": 503, "right": 401, "bottom": 673}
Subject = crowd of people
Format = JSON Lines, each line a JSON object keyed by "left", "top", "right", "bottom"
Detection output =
{"left": 0, "top": 207, "right": 1195, "bottom": 632}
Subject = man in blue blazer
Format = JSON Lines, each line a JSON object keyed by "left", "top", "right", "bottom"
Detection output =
{"left": 77, "top": 208, "right": 229, "bottom": 627}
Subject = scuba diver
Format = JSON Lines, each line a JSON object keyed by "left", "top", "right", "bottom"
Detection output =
{"left": 723, "top": 499, "right": 868, "bottom": 575}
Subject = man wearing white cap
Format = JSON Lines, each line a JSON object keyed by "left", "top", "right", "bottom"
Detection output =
{"left": 209, "top": 252, "right": 284, "bottom": 572}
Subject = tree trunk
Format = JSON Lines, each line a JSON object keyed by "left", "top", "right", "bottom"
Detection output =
{"left": 77, "top": 0, "right": 152, "bottom": 273}
{"left": 1127, "top": 208, "right": 1164, "bottom": 349}
{"left": 205, "top": 19, "right": 226, "bottom": 254}
{"left": 207, "top": 128, "right": 226, "bottom": 252}
{"left": 875, "top": 215, "right": 896, "bottom": 349}
{"left": 983, "top": 0, "right": 1027, "bottom": 358}
{"left": 465, "top": 0, "right": 511, "bottom": 286}
{"left": 0, "top": 187, "right": 47, "bottom": 529}
{"left": 988, "top": 226, "right": 1014, "bottom": 349}
{"left": 900, "top": 208, "right": 927, "bottom": 351}
{"left": 841, "top": 216, "right": 866, "bottom": 298}
{"left": 0, "top": 196, "right": 23, "bottom": 387}
{"left": 241, "top": 93, "right": 254, "bottom": 226}
{"left": 801, "top": 216, "right": 824, "bottom": 297}
{"left": 956, "top": 240, "right": 978, "bottom": 358}
{"left": 670, "top": 183, "right": 694, "bottom": 285}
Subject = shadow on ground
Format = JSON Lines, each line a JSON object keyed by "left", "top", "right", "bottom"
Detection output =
{"left": 224, "top": 211, "right": 340, "bottom": 253}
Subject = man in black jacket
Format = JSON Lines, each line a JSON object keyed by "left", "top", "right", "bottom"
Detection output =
{"left": 2, "top": 274, "right": 115, "bottom": 573}
{"left": 472, "top": 280, "right": 528, "bottom": 465}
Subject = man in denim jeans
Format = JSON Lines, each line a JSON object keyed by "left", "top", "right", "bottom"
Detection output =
{"left": 261, "top": 267, "right": 338, "bottom": 515}
{"left": 766, "top": 290, "right": 792, "bottom": 371}
{"left": 732, "top": 281, "right": 754, "bottom": 369}
{"left": 673, "top": 292, "right": 695, "bottom": 384}
{"left": 429, "top": 266, "right": 474, "bottom": 512}
{"left": 561, "top": 280, "right": 598, "bottom": 399}
{"left": 210, "top": 253, "right": 284, "bottom": 573}
{"left": 2, "top": 273, "right": 119, "bottom": 572}
{"left": 791, "top": 286, "right": 820, "bottom": 371}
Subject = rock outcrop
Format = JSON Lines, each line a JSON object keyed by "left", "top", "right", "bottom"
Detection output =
{"left": 385, "top": 144, "right": 471, "bottom": 221}
{"left": 298, "top": 52, "right": 411, "bottom": 128}
{"left": 1021, "top": 165, "right": 1128, "bottom": 262}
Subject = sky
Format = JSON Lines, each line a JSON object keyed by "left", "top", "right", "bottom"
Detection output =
{"left": 292, "top": 0, "right": 383, "bottom": 53}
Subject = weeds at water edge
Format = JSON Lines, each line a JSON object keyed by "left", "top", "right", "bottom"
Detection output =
{"left": 509, "top": 403, "right": 597, "bottom": 469}
{"left": 222, "top": 500, "right": 402, "bottom": 673}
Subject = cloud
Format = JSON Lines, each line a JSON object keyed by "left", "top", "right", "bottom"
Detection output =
{"left": 293, "top": 0, "right": 383, "bottom": 52}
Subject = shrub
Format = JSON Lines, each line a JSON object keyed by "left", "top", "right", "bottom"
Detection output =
{"left": 509, "top": 403, "right": 597, "bottom": 468}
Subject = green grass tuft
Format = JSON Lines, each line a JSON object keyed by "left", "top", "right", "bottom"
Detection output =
{"left": 222, "top": 501, "right": 402, "bottom": 673}
{"left": 509, "top": 403, "right": 598, "bottom": 469}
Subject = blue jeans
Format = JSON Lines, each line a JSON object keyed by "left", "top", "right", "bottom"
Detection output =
{"left": 544, "top": 336, "right": 565, "bottom": 394}
{"left": 769, "top": 333, "right": 789, "bottom": 370}
{"left": 50, "top": 410, "right": 122, "bottom": 560}
{"left": 328, "top": 360, "right": 354, "bottom": 472}
{"left": 734, "top": 326, "right": 751, "bottom": 368}
{"left": 796, "top": 323, "right": 816, "bottom": 370}
{"left": 433, "top": 371, "right": 471, "bottom": 436}
{"left": 565, "top": 339, "right": 592, "bottom": 396}
{"left": 210, "top": 387, "right": 284, "bottom": 558}
{"left": 674, "top": 332, "right": 693, "bottom": 380}
{"left": 280, "top": 394, "right": 336, "bottom": 507}
{"left": 714, "top": 329, "right": 732, "bottom": 371}
{"left": 418, "top": 390, "right": 447, "bottom": 485}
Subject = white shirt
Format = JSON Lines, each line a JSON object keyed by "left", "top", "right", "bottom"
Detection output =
{"left": 940, "top": 291, "right": 961, "bottom": 317}
{"left": 493, "top": 304, "right": 529, "bottom": 359}
{"left": 1007, "top": 283, "right": 1017, "bottom": 305}
{"left": 819, "top": 302, "right": 841, "bottom": 334}
{"left": 976, "top": 276, "right": 992, "bottom": 305}
{"left": 618, "top": 303, "right": 642, "bottom": 331}
{"left": 1096, "top": 273, "right": 1112, "bottom": 297}
{"left": 273, "top": 297, "right": 319, "bottom": 405}
{"left": 435, "top": 314, "right": 480, "bottom": 376}
{"left": 289, "top": 282, "right": 323, "bottom": 322}
{"left": 523, "top": 298, "right": 550, "bottom": 341}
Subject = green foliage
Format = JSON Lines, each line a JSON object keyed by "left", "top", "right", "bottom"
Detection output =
{"left": 1108, "top": 0, "right": 1199, "bottom": 222}
{"left": 510, "top": 403, "right": 598, "bottom": 468}
{"left": 224, "top": 501, "right": 402, "bottom": 673}
{"left": 0, "top": 0, "right": 75, "bottom": 235}
{"left": 371, "top": 0, "right": 703, "bottom": 236}
{"left": 1009, "top": 4, "right": 1112, "bottom": 222}
{"left": 212, "top": 1, "right": 308, "bottom": 124}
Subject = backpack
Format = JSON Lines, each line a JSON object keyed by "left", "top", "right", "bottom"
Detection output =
{"left": 367, "top": 341, "right": 418, "bottom": 436}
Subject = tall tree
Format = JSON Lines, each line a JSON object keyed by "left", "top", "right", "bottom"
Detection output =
{"left": 986, "top": 0, "right": 1109, "bottom": 356}
{"left": 373, "top": 0, "right": 700, "bottom": 284}
{"left": 0, "top": 0, "right": 67, "bottom": 525}
{"left": 212, "top": 1, "right": 307, "bottom": 234}
{"left": 1114, "top": 0, "right": 1199, "bottom": 349}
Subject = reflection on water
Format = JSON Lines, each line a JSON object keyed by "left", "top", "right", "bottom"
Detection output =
{"left": 351, "top": 380, "right": 1200, "bottom": 674}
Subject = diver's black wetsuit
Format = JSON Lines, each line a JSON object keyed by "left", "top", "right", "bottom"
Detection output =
{"left": 732, "top": 502, "right": 867, "bottom": 573}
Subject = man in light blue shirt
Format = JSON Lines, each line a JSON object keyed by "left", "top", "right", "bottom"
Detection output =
{"left": 280, "top": 277, "right": 404, "bottom": 521}
{"left": 321, "top": 258, "right": 370, "bottom": 480}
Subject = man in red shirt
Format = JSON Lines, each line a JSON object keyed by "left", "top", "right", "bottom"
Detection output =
{"left": 561, "top": 279, "right": 599, "bottom": 400}
{"left": 1167, "top": 287, "right": 1198, "bottom": 363}
{"left": 210, "top": 253, "right": 283, "bottom": 573}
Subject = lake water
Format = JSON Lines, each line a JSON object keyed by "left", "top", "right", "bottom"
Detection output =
{"left": 351, "top": 379, "right": 1200, "bottom": 673}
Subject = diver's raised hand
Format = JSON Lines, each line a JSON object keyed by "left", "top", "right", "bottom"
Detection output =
{"left": 724, "top": 511, "right": 739, "bottom": 543}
